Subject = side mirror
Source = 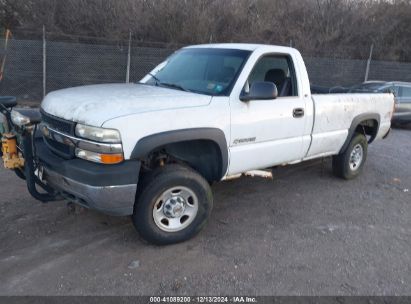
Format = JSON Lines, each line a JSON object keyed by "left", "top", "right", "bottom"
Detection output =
{"left": 240, "top": 81, "right": 278, "bottom": 101}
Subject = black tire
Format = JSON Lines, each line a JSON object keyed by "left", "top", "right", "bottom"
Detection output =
{"left": 14, "top": 168, "right": 26, "bottom": 180}
{"left": 132, "top": 164, "right": 213, "bottom": 245}
{"left": 332, "top": 133, "right": 368, "bottom": 180}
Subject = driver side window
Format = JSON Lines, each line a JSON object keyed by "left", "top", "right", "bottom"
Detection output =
{"left": 247, "top": 55, "right": 298, "bottom": 97}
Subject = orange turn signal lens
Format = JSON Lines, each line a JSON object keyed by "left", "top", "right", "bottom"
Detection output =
{"left": 100, "top": 153, "right": 124, "bottom": 164}
{"left": 75, "top": 148, "right": 124, "bottom": 164}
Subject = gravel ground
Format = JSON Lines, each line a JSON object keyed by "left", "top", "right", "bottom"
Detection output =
{"left": 0, "top": 127, "right": 410, "bottom": 296}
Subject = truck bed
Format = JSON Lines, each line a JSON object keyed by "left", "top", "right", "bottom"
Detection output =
{"left": 303, "top": 93, "right": 393, "bottom": 159}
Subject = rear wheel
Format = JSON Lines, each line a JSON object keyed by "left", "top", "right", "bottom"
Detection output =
{"left": 332, "top": 133, "right": 368, "bottom": 180}
{"left": 132, "top": 164, "right": 213, "bottom": 245}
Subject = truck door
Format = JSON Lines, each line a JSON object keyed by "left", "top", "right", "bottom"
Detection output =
{"left": 228, "top": 54, "right": 308, "bottom": 175}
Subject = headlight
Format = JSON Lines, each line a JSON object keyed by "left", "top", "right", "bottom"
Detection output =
{"left": 11, "top": 110, "right": 31, "bottom": 127}
{"left": 75, "top": 123, "right": 121, "bottom": 143}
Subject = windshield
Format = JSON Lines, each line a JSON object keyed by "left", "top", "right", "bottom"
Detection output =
{"left": 141, "top": 48, "right": 251, "bottom": 96}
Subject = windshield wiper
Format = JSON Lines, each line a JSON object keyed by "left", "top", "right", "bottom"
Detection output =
{"left": 148, "top": 72, "right": 161, "bottom": 85}
{"left": 147, "top": 73, "right": 190, "bottom": 92}
{"left": 158, "top": 82, "right": 191, "bottom": 93}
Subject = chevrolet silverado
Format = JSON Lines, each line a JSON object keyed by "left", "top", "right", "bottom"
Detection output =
{"left": 0, "top": 44, "right": 394, "bottom": 244}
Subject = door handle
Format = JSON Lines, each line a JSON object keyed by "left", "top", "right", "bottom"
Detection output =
{"left": 293, "top": 108, "right": 304, "bottom": 118}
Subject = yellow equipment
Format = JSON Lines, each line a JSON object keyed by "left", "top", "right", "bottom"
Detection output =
{"left": 1, "top": 133, "right": 25, "bottom": 169}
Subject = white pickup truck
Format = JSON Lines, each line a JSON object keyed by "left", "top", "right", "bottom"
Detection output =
{"left": 1, "top": 44, "right": 394, "bottom": 245}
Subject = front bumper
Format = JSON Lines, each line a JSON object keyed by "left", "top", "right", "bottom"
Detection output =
{"left": 36, "top": 138, "right": 140, "bottom": 216}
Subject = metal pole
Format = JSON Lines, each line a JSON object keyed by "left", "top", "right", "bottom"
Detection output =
{"left": 364, "top": 43, "right": 374, "bottom": 82}
{"left": 126, "top": 31, "right": 131, "bottom": 83}
{"left": 0, "top": 29, "right": 11, "bottom": 82}
{"left": 43, "top": 25, "right": 47, "bottom": 97}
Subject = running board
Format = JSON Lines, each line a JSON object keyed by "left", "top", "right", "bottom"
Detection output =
{"left": 223, "top": 170, "right": 273, "bottom": 181}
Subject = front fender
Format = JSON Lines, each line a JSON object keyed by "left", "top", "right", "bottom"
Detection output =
{"left": 130, "top": 128, "right": 229, "bottom": 178}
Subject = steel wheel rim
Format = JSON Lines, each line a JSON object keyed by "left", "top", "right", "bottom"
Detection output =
{"left": 152, "top": 186, "right": 199, "bottom": 232}
{"left": 349, "top": 143, "right": 363, "bottom": 171}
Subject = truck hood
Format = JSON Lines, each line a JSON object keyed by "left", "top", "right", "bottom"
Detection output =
{"left": 41, "top": 83, "right": 212, "bottom": 126}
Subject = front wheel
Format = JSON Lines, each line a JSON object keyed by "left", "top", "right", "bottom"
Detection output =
{"left": 132, "top": 164, "right": 213, "bottom": 245}
{"left": 332, "top": 133, "right": 368, "bottom": 180}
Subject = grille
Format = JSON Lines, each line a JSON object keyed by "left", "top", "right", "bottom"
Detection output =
{"left": 41, "top": 110, "right": 76, "bottom": 158}
{"left": 41, "top": 110, "right": 75, "bottom": 135}
{"left": 43, "top": 136, "right": 73, "bottom": 158}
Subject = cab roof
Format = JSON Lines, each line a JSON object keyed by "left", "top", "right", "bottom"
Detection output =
{"left": 184, "top": 43, "right": 296, "bottom": 53}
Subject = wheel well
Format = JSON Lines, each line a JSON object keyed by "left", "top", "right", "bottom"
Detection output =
{"left": 355, "top": 119, "right": 379, "bottom": 143}
{"left": 141, "top": 139, "right": 224, "bottom": 182}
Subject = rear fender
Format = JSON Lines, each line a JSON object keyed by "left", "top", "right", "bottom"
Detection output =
{"left": 339, "top": 113, "right": 380, "bottom": 154}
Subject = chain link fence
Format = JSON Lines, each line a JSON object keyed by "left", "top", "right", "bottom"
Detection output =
{"left": 1, "top": 37, "right": 411, "bottom": 103}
